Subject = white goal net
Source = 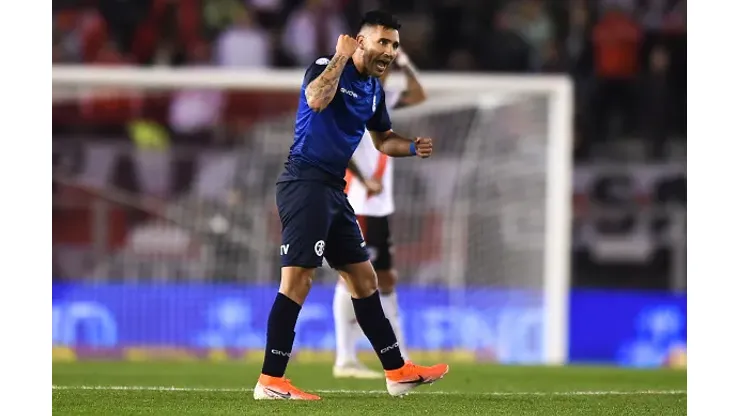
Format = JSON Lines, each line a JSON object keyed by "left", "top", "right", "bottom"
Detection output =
{"left": 52, "top": 67, "right": 573, "bottom": 365}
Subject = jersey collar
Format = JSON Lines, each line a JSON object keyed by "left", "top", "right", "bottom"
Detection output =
{"left": 348, "top": 57, "right": 370, "bottom": 81}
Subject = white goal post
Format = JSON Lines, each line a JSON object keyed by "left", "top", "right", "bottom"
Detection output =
{"left": 53, "top": 65, "right": 574, "bottom": 365}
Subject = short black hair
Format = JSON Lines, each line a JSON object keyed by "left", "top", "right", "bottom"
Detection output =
{"left": 357, "top": 10, "right": 401, "bottom": 33}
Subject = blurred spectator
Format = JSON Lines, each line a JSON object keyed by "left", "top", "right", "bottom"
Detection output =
{"left": 540, "top": 42, "right": 566, "bottom": 73}
{"left": 446, "top": 49, "right": 477, "bottom": 72}
{"left": 89, "top": 0, "right": 201, "bottom": 65}
{"left": 564, "top": 0, "right": 592, "bottom": 75}
{"left": 54, "top": 10, "right": 84, "bottom": 63}
{"left": 431, "top": 0, "right": 471, "bottom": 69}
{"left": 97, "top": 0, "right": 154, "bottom": 57}
{"left": 169, "top": 43, "right": 225, "bottom": 140}
{"left": 91, "top": 41, "right": 131, "bottom": 65}
{"left": 384, "top": 14, "right": 434, "bottom": 69}
{"left": 282, "top": 0, "right": 349, "bottom": 66}
{"left": 247, "top": 0, "right": 284, "bottom": 28}
{"left": 586, "top": 4, "right": 643, "bottom": 152}
{"left": 640, "top": 45, "right": 671, "bottom": 160}
{"left": 476, "top": 8, "right": 531, "bottom": 72}
{"left": 510, "top": 0, "right": 555, "bottom": 71}
{"left": 248, "top": 0, "right": 283, "bottom": 14}
{"left": 661, "top": 0, "right": 686, "bottom": 34}
{"left": 637, "top": 0, "right": 677, "bottom": 32}
{"left": 563, "top": 0, "right": 593, "bottom": 156}
{"left": 202, "top": 0, "right": 245, "bottom": 40}
{"left": 52, "top": 0, "right": 687, "bottom": 163}
{"left": 216, "top": 6, "right": 272, "bottom": 67}
{"left": 79, "top": 40, "right": 142, "bottom": 131}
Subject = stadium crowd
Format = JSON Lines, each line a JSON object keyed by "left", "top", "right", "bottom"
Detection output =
{"left": 53, "top": 0, "right": 687, "bottom": 290}
{"left": 53, "top": 0, "right": 686, "bottom": 161}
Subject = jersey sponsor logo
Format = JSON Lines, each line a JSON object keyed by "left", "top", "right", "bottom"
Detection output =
{"left": 280, "top": 244, "right": 290, "bottom": 255}
{"left": 314, "top": 240, "right": 325, "bottom": 256}
{"left": 315, "top": 57, "right": 330, "bottom": 65}
{"left": 340, "top": 87, "right": 359, "bottom": 99}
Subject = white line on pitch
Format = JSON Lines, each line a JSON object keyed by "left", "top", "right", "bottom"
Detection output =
{"left": 52, "top": 385, "right": 686, "bottom": 396}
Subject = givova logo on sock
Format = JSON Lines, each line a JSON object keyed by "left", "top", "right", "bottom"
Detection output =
{"left": 271, "top": 349, "right": 291, "bottom": 358}
{"left": 380, "top": 342, "right": 399, "bottom": 354}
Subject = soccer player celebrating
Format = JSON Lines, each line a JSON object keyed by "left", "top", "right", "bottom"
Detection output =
{"left": 332, "top": 48, "right": 427, "bottom": 379}
{"left": 254, "top": 11, "right": 448, "bottom": 400}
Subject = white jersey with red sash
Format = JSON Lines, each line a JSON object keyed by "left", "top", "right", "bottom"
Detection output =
{"left": 344, "top": 89, "right": 403, "bottom": 217}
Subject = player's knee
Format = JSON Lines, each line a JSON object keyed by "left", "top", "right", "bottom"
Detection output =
{"left": 279, "top": 266, "right": 315, "bottom": 305}
{"left": 377, "top": 269, "right": 398, "bottom": 294}
{"left": 339, "top": 263, "right": 378, "bottom": 298}
{"left": 352, "top": 270, "right": 379, "bottom": 298}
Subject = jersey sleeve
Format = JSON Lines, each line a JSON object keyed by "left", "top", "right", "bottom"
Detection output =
{"left": 302, "top": 56, "right": 332, "bottom": 86}
{"left": 366, "top": 87, "right": 392, "bottom": 132}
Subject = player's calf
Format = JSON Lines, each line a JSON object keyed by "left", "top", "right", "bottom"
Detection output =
{"left": 338, "top": 261, "right": 405, "bottom": 371}
{"left": 332, "top": 279, "right": 384, "bottom": 379}
{"left": 375, "top": 268, "right": 408, "bottom": 359}
{"left": 256, "top": 266, "right": 318, "bottom": 400}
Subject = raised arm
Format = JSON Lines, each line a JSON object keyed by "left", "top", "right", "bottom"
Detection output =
{"left": 305, "top": 35, "right": 358, "bottom": 111}
{"left": 394, "top": 49, "right": 426, "bottom": 108}
{"left": 305, "top": 55, "right": 349, "bottom": 111}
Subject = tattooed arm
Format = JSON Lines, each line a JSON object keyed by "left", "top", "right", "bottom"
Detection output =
{"left": 304, "top": 55, "right": 350, "bottom": 111}
{"left": 305, "top": 35, "right": 358, "bottom": 111}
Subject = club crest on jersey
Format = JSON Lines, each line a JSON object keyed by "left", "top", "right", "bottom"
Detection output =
{"left": 315, "top": 57, "right": 330, "bottom": 65}
{"left": 314, "top": 240, "right": 325, "bottom": 256}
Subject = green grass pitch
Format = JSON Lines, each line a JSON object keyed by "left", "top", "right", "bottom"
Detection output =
{"left": 53, "top": 361, "right": 686, "bottom": 415}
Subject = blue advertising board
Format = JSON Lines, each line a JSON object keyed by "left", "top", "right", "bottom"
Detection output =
{"left": 52, "top": 284, "right": 687, "bottom": 367}
{"left": 52, "top": 284, "right": 546, "bottom": 364}
{"left": 568, "top": 290, "right": 687, "bottom": 367}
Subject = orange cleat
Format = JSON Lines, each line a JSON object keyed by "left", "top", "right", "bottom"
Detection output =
{"left": 253, "top": 374, "right": 321, "bottom": 400}
{"left": 384, "top": 361, "right": 449, "bottom": 397}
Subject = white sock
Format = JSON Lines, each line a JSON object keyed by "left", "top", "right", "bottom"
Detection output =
{"left": 380, "top": 291, "right": 408, "bottom": 360}
{"left": 333, "top": 281, "right": 359, "bottom": 367}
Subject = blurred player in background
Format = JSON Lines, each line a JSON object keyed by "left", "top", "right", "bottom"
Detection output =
{"left": 254, "top": 11, "right": 448, "bottom": 401}
{"left": 333, "top": 48, "right": 427, "bottom": 379}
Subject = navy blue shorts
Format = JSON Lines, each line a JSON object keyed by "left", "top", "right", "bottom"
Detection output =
{"left": 276, "top": 181, "right": 369, "bottom": 269}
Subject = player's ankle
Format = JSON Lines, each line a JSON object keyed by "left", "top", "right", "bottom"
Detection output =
{"left": 384, "top": 362, "right": 407, "bottom": 374}
{"left": 258, "top": 373, "right": 284, "bottom": 383}
{"left": 260, "top": 293, "right": 301, "bottom": 377}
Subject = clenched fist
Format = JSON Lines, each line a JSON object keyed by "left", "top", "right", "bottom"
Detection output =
{"left": 414, "top": 137, "right": 433, "bottom": 158}
{"left": 336, "top": 35, "right": 359, "bottom": 57}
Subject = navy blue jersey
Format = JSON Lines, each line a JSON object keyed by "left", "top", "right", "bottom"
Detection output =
{"left": 278, "top": 56, "right": 392, "bottom": 189}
